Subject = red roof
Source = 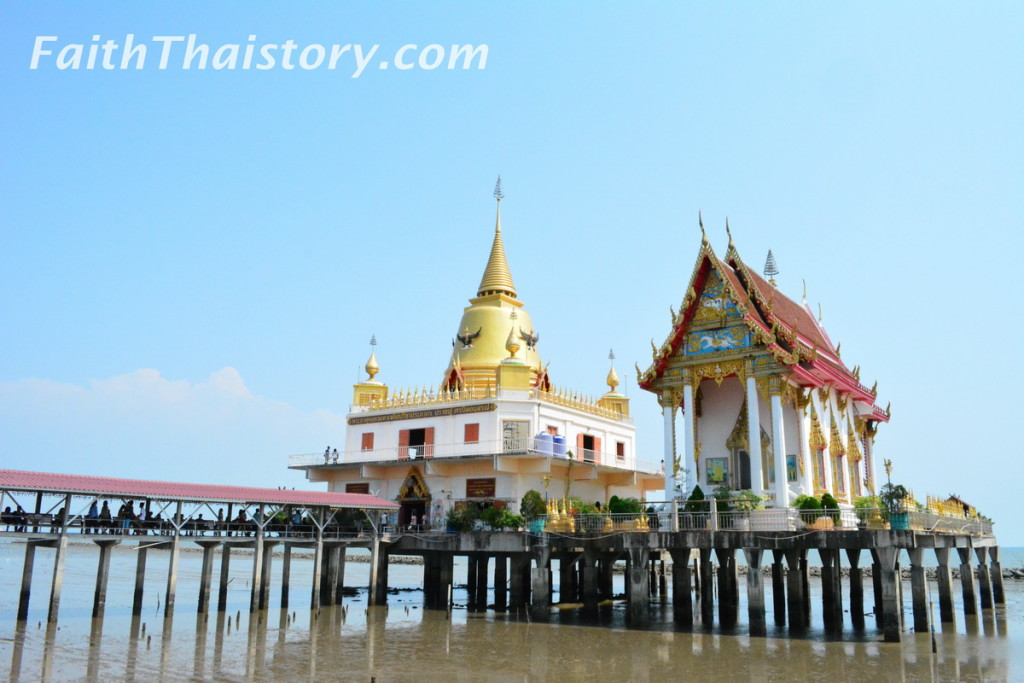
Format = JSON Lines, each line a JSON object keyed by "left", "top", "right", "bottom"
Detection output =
{"left": 0, "top": 469, "right": 397, "bottom": 509}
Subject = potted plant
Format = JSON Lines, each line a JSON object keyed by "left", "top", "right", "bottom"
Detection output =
{"left": 792, "top": 494, "right": 824, "bottom": 528}
{"left": 879, "top": 483, "right": 910, "bottom": 530}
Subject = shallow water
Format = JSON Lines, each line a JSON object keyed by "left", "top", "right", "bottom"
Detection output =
{"left": 1, "top": 541, "right": 1020, "bottom": 681}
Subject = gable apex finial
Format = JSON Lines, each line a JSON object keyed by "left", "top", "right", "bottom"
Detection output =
{"left": 726, "top": 217, "right": 734, "bottom": 250}
{"left": 699, "top": 210, "right": 708, "bottom": 247}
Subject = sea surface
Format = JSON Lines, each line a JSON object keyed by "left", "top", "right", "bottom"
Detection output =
{"left": 1, "top": 541, "right": 1021, "bottom": 681}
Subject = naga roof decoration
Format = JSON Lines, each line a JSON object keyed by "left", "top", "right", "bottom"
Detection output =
{"left": 638, "top": 227, "right": 887, "bottom": 422}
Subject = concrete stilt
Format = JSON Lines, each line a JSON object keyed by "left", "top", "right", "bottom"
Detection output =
{"left": 422, "top": 553, "right": 439, "bottom": 609}
{"left": 743, "top": 548, "right": 766, "bottom": 636}
{"left": 164, "top": 505, "right": 182, "bottom": 620}
{"left": 771, "top": 549, "right": 785, "bottom": 626}
{"left": 217, "top": 545, "right": 231, "bottom": 612}
{"left": 132, "top": 544, "right": 149, "bottom": 617}
{"left": 659, "top": 558, "right": 668, "bottom": 599}
{"left": 369, "top": 541, "right": 389, "bottom": 606}
{"left": 280, "top": 545, "right": 291, "bottom": 610}
{"left": 626, "top": 546, "right": 650, "bottom": 625}
{"left": 494, "top": 554, "right": 508, "bottom": 611}
{"left": 197, "top": 542, "right": 219, "bottom": 614}
{"left": 475, "top": 554, "right": 490, "bottom": 609}
{"left": 975, "top": 547, "right": 993, "bottom": 610}
{"left": 17, "top": 541, "right": 38, "bottom": 621}
{"left": 509, "top": 554, "right": 528, "bottom": 609}
{"left": 92, "top": 540, "right": 119, "bottom": 619}
{"left": 669, "top": 548, "right": 693, "bottom": 627}
{"left": 559, "top": 557, "right": 576, "bottom": 603}
{"left": 581, "top": 549, "right": 599, "bottom": 614}
{"left": 958, "top": 547, "right": 977, "bottom": 616}
{"left": 871, "top": 557, "right": 883, "bottom": 629}
{"left": 248, "top": 510, "right": 265, "bottom": 613}
{"left": 259, "top": 541, "right": 275, "bottom": 610}
{"left": 933, "top": 547, "right": 954, "bottom": 623}
{"left": 599, "top": 557, "right": 615, "bottom": 602}
{"left": 716, "top": 548, "right": 738, "bottom": 628}
{"left": 530, "top": 545, "right": 551, "bottom": 621}
{"left": 783, "top": 550, "right": 806, "bottom": 632}
{"left": 439, "top": 554, "right": 454, "bottom": 610}
{"left": 990, "top": 546, "right": 1005, "bottom": 607}
{"left": 875, "top": 546, "right": 901, "bottom": 643}
{"left": 466, "top": 555, "right": 478, "bottom": 610}
{"left": 310, "top": 533, "right": 323, "bottom": 610}
{"left": 799, "top": 553, "right": 811, "bottom": 627}
{"left": 47, "top": 534, "right": 69, "bottom": 624}
{"left": 846, "top": 548, "right": 865, "bottom": 630}
{"left": 699, "top": 548, "right": 714, "bottom": 627}
{"left": 322, "top": 545, "right": 339, "bottom": 606}
{"left": 818, "top": 549, "right": 840, "bottom": 634}
{"left": 908, "top": 548, "right": 929, "bottom": 633}
{"left": 335, "top": 547, "right": 347, "bottom": 606}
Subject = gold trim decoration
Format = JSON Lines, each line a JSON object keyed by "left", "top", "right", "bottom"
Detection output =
{"left": 808, "top": 402, "right": 826, "bottom": 451}
{"left": 398, "top": 468, "right": 430, "bottom": 499}
{"left": 847, "top": 424, "right": 863, "bottom": 462}
{"left": 692, "top": 360, "right": 745, "bottom": 387}
{"left": 836, "top": 392, "right": 849, "bottom": 415}
{"left": 828, "top": 409, "right": 845, "bottom": 458}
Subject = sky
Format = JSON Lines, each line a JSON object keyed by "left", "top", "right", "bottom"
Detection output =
{"left": 2, "top": 3, "right": 1022, "bottom": 543}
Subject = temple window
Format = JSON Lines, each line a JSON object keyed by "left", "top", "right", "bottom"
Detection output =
{"left": 464, "top": 423, "right": 480, "bottom": 444}
{"left": 361, "top": 432, "right": 374, "bottom": 451}
{"left": 616, "top": 441, "right": 626, "bottom": 460}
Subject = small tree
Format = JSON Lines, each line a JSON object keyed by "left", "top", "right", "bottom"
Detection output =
{"left": 520, "top": 490, "right": 546, "bottom": 521}
{"left": 820, "top": 493, "right": 840, "bottom": 524}
{"left": 793, "top": 494, "right": 823, "bottom": 524}
{"left": 878, "top": 483, "right": 909, "bottom": 521}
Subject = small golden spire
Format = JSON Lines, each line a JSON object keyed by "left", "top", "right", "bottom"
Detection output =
{"left": 606, "top": 349, "right": 619, "bottom": 391}
{"left": 365, "top": 335, "right": 380, "bottom": 381}
{"left": 505, "top": 311, "right": 521, "bottom": 358}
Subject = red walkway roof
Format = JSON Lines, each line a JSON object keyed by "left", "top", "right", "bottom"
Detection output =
{"left": 0, "top": 469, "right": 397, "bottom": 509}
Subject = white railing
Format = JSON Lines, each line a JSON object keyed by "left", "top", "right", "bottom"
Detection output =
{"left": 288, "top": 438, "right": 662, "bottom": 474}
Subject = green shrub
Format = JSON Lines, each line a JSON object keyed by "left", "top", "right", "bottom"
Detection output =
{"left": 608, "top": 496, "right": 644, "bottom": 514}
{"left": 481, "top": 506, "right": 524, "bottom": 530}
{"left": 734, "top": 490, "right": 763, "bottom": 512}
{"left": 853, "top": 495, "right": 881, "bottom": 521}
{"left": 820, "top": 493, "right": 840, "bottom": 523}
{"left": 684, "top": 485, "right": 708, "bottom": 513}
{"left": 446, "top": 504, "right": 480, "bottom": 532}
{"left": 793, "top": 494, "right": 823, "bottom": 523}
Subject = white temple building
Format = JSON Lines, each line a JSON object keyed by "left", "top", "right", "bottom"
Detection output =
{"left": 290, "top": 180, "right": 662, "bottom": 526}
{"left": 637, "top": 220, "right": 889, "bottom": 507}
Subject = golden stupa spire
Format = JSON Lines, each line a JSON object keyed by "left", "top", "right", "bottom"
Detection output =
{"left": 477, "top": 176, "right": 517, "bottom": 298}
{"left": 505, "top": 310, "right": 521, "bottom": 359}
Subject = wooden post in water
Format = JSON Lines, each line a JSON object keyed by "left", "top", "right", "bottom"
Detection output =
{"left": 164, "top": 501, "right": 183, "bottom": 620}
{"left": 875, "top": 546, "right": 901, "bottom": 643}
{"left": 197, "top": 541, "right": 219, "bottom": 614}
{"left": 17, "top": 540, "right": 38, "bottom": 621}
{"left": 907, "top": 547, "right": 929, "bottom": 633}
{"left": 846, "top": 548, "right": 865, "bottom": 630}
{"left": 770, "top": 549, "right": 786, "bottom": 626}
{"left": 933, "top": 547, "right": 954, "bottom": 623}
{"left": 975, "top": 547, "right": 993, "bottom": 610}
{"left": 217, "top": 545, "right": 231, "bottom": 612}
{"left": 957, "top": 547, "right": 977, "bottom": 616}
{"left": 743, "top": 548, "right": 766, "bottom": 636}
{"left": 669, "top": 548, "right": 693, "bottom": 627}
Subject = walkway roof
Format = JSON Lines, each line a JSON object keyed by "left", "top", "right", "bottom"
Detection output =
{"left": 0, "top": 469, "right": 397, "bottom": 510}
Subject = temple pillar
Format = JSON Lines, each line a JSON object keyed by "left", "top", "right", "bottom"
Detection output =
{"left": 797, "top": 399, "right": 814, "bottom": 495}
{"left": 662, "top": 398, "right": 677, "bottom": 501}
{"left": 770, "top": 386, "right": 789, "bottom": 506}
{"left": 746, "top": 375, "right": 765, "bottom": 494}
{"left": 682, "top": 381, "right": 695, "bottom": 495}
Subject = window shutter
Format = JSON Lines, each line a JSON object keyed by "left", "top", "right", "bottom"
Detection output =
{"left": 361, "top": 432, "right": 374, "bottom": 451}
{"left": 424, "top": 427, "right": 435, "bottom": 458}
{"left": 576, "top": 434, "right": 585, "bottom": 461}
{"left": 594, "top": 437, "right": 602, "bottom": 462}
{"left": 398, "top": 430, "right": 410, "bottom": 460}
{"left": 464, "top": 423, "right": 480, "bottom": 444}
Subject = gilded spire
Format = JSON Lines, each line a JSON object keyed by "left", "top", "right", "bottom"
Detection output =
{"left": 477, "top": 176, "right": 517, "bottom": 298}
{"left": 365, "top": 335, "right": 380, "bottom": 381}
{"left": 505, "top": 310, "right": 521, "bottom": 358}
{"left": 606, "top": 349, "right": 619, "bottom": 391}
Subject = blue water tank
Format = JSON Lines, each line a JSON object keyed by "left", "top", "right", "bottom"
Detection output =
{"left": 553, "top": 435, "right": 567, "bottom": 458}
{"left": 534, "top": 432, "right": 554, "bottom": 457}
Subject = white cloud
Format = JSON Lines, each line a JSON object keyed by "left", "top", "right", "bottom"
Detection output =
{"left": 0, "top": 368, "right": 342, "bottom": 489}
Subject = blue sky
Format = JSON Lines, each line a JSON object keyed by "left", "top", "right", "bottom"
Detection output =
{"left": 2, "top": 3, "right": 1022, "bottom": 543}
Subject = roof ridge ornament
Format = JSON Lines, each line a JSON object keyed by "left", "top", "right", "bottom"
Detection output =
{"left": 699, "top": 210, "right": 708, "bottom": 247}
{"left": 764, "top": 249, "right": 779, "bottom": 286}
{"left": 726, "top": 217, "right": 735, "bottom": 250}
{"left": 494, "top": 175, "right": 504, "bottom": 201}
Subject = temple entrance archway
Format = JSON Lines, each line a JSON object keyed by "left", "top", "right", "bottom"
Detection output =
{"left": 398, "top": 467, "right": 430, "bottom": 528}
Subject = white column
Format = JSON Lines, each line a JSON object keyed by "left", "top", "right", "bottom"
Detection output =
{"left": 746, "top": 376, "right": 764, "bottom": 494}
{"left": 681, "top": 382, "right": 695, "bottom": 497}
{"left": 798, "top": 406, "right": 814, "bottom": 495}
{"left": 770, "top": 391, "right": 789, "bottom": 507}
{"left": 662, "top": 401, "right": 676, "bottom": 502}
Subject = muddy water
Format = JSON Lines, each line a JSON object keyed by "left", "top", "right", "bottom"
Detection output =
{"left": 1, "top": 542, "right": 1020, "bottom": 681}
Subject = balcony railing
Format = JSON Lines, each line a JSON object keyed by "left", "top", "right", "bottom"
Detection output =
{"left": 289, "top": 437, "right": 661, "bottom": 474}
